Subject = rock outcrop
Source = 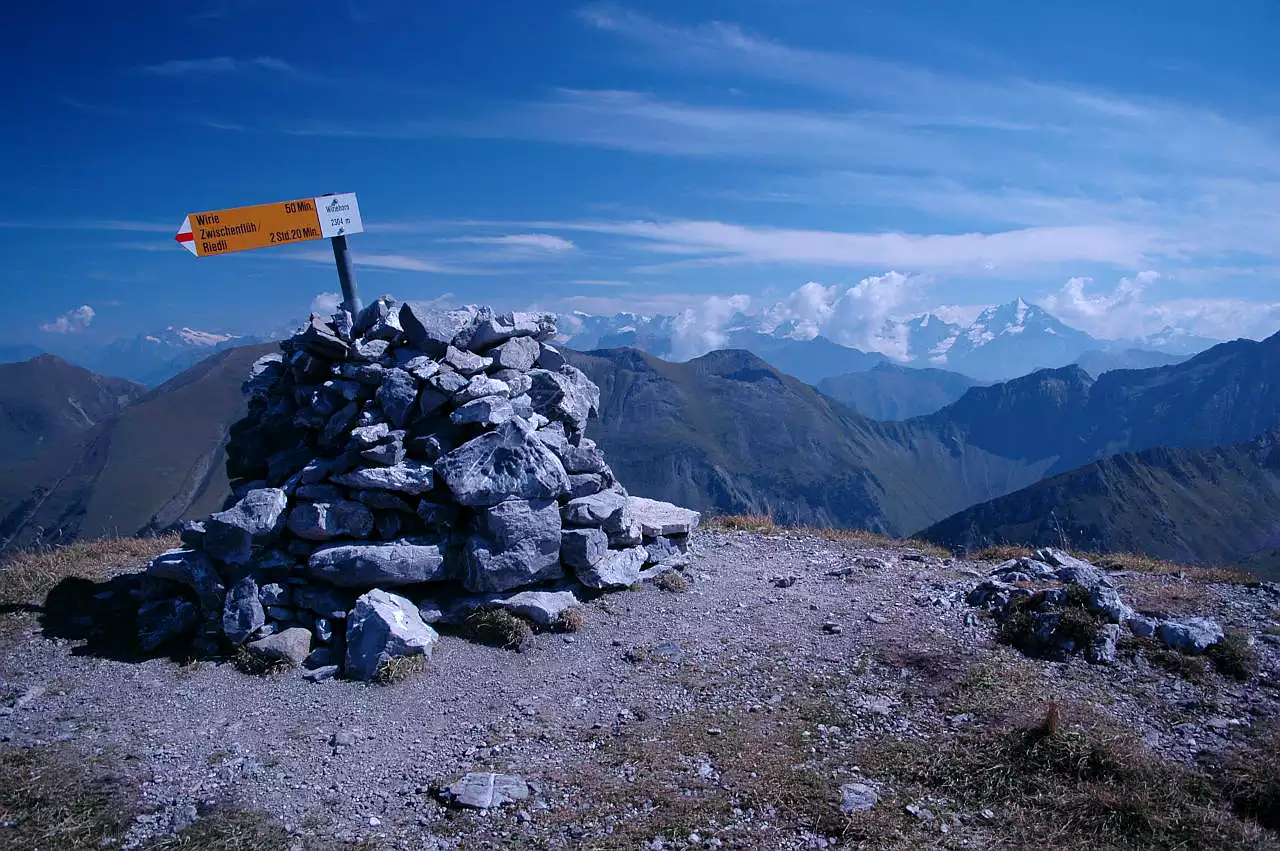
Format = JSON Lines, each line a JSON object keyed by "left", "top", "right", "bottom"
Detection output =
{"left": 138, "top": 298, "right": 698, "bottom": 679}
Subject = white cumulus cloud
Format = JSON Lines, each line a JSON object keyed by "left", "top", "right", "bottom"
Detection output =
{"left": 310, "top": 293, "right": 342, "bottom": 315}
{"left": 40, "top": 305, "right": 95, "bottom": 334}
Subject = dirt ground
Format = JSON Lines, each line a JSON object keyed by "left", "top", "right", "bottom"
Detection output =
{"left": 1, "top": 528, "right": 1278, "bottom": 850}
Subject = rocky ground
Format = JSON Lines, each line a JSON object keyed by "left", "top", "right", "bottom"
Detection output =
{"left": 2, "top": 527, "right": 1279, "bottom": 850}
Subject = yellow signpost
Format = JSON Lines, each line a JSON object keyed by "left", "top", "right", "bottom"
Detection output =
{"left": 176, "top": 192, "right": 365, "bottom": 311}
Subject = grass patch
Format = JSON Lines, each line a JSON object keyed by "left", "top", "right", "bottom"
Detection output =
{"left": 0, "top": 536, "right": 178, "bottom": 606}
{"left": 464, "top": 607, "right": 534, "bottom": 651}
{"left": 557, "top": 606, "right": 585, "bottom": 632}
{"left": 1123, "top": 636, "right": 1210, "bottom": 682}
{"left": 707, "top": 512, "right": 777, "bottom": 533}
{"left": 856, "top": 702, "right": 1276, "bottom": 849}
{"left": 231, "top": 646, "right": 292, "bottom": 677}
{"left": 374, "top": 653, "right": 430, "bottom": 684}
{"left": 1207, "top": 722, "right": 1280, "bottom": 831}
{"left": 996, "top": 588, "right": 1105, "bottom": 658}
{"left": 0, "top": 744, "right": 137, "bottom": 850}
{"left": 1205, "top": 629, "right": 1259, "bottom": 681}
{"left": 655, "top": 571, "right": 690, "bottom": 593}
{"left": 973, "top": 544, "right": 1035, "bottom": 562}
{"left": 1085, "top": 551, "right": 1257, "bottom": 585}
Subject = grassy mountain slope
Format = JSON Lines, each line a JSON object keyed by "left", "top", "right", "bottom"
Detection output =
{"left": 919, "top": 429, "right": 1280, "bottom": 575}
{"left": 0, "top": 344, "right": 275, "bottom": 552}
{"left": 817, "top": 362, "right": 979, "bottom": 420}
{"left": 0, "top": 355, "right": 144, "bottom": 467}
{"left": 568, "top": 348, "right": 1052, "bottom": 533}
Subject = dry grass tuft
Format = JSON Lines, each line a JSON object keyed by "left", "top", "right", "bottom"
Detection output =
{"left": 807, "top": 527, "right": 952, "bottom": 558}
{"left": 557, "top": 606, "right": 585, "bottom": 632}
{"left": 1205, "top": 629, "right": 1259, "bottom": 681}
{"left": 707, "top": 513, "right": 778, "bottom": 534}
{"left": 0, "top": 536, "right": 178, "bottom": 606}
{"left": 1208, "top": 722, "right": 1280, "bottom": 831}
{"left": 973, "top": 544, "right": 1035, "bottom": 562}
{"left": 464, "top": 607, "right": 534, "bottom": 651}
{"left": 655, "top": 570, "right": 690, "bottom": 593}
{"left": 857, "top": 700, "right": 1276, "bottom": 849}
{"left": 374, "top": 653, "right": 430, "bottom": 684}
{"left": 0, "top": 744, "right": 137, "bottom": 850}
{"left": 1086, "top": 551, "right": 1258, "bottom": 585}
{"left": 231, "top": 647, "right": 292, "bottom": 677}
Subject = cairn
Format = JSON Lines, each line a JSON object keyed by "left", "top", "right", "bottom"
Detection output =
{"left": 136, "top": 298, "right": 699, "bottom": 680}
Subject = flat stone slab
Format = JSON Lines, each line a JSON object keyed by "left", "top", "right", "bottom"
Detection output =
{"left": 627, "top": 496, "right": 701, "bottom": 537}
{"left": 443, "top": 772, "right": 530, "bottom": 810}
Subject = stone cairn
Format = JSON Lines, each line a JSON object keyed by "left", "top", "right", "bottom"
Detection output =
{"left": 136, "top": 298, "right": 700, "bottom": 680}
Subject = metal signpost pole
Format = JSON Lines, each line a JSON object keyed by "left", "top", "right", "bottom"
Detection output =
{"left": 330, "top": 233, "right": 363, "bottom": 316}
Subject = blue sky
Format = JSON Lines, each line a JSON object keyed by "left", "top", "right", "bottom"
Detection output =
{"left": 5, "top": 0, "right": 1280, "bottom": 349}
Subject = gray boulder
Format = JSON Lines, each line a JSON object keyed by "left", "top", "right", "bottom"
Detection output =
{"left": 628, "top": 496, "right": 701, "bottom": 536}
{"left": 357, "top": 490, "right": 415, "bottom": 513}
{"left": 490, "top": 336, "right": 539, "bottom": 371}
{"left": 455, "top": 374, "right": 510, "bottom": 403}
{"left": 360, "top": 438, "right": 406, "bottom": 467}
{"left": 451, "top": 396, "right": 515, "bottom": 426}
{"left": 491, "top": 369, "right": 533, "bottom": 397}
{"left": 468, "top": 310, "right": 557, "bottom": 350}
{"left": 350, "top": 422, "right": 391, "bottom": 447}
{"left": 494, "top": 590, "right": 579, "bottom": 627}
{"left": 222, "top": 576, "right": 266, "bottom": 645}
{"left": 1085, "top": 623, "right": 1121, "bottom": 665}
{"left": 578, "top": 546, "right": 647, "bottom": 589}
{"left": 354, "top": 296, "right": 403, "bottom": 340}
{"left": 345, "top": 589, "right": 440, "bottom": 680}
{"left": 1157, "top": 617, "right": 1224, "bottom": 654}
{"left": 527, "top": 367, "right": 599, "bottom": 430}
{"left": 536, "top": 343, "right": 566, "bottom": 371}
{"left": 399, "top": 304, "right": 476, "bottom": 356}
{"left": 430, "top": 370, "right": 470, "bottom": 395}
{"left": 443, "top": 345, "right": 492, "bottom": 376}
{"left": 243, "top": 353, "right": 284, "bottom": 400}
{"left": 331, "top": 460, "right": 435, "bottom": 494}
{"left": 417, "top": 500, "right": 459, "bottom": 528}
{"left": 321, "top": 402, "right": 360, "bottom": 447}
{"left": 203, "top": 488, "right": 289, "bottom": 565}
{"left": 137, "top": 598, "right": 199, "bottom": 652}
{"left": 287, "top": 500, "right": 375, "bottom": 541}
{"left": 295, "top": 483, "right": 345, "bottom": 502}
{"left": 561, "top": 528, "right": 609, "bottom": 569}
{"left": 147, "top": 548, "right": 225, "bottom": 613}
{"left": 402, "top": 355, "right": 440, "bottom": 382}
{"left": 307, "top": 539, "right": 448, "bottom": 587}
{"left": 566, "top": 473, "right": 605, "bottom": 499}
{"left": 376, "top": 368, "right": 419, "bottom": 428}
{"left": 246, "top": 627, "right": 312, "bottom": 666}
{"left": 461, "top": 498, "right": 563, "bottom": 592}
{"left": 1035, "top": 548, "right": 1114, "bottom": 588}
{"left": 840, "top": 782, "right": 879, "bottom": 813}
{"left": 259, "top": 582, "right": 291, "bottom": 607}
{"left": 297, "top": 314, "right": 350, "bottom": 360}
{"left": 562, "top": 488, "right": 630, "bottom": 530}
{"left": 435, "top": 418, "right": 570, "bottom": 506}
{"left": 442, "top": 772, "right": 531, "bottom": 810}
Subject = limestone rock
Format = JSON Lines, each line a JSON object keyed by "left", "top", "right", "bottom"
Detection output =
{"left": 331, "top": 460, "right": 435, "bottom": 494}
{"left": 376, "top": 368, "right": 419, "bottom": 428}
{"left": 435, "top": 418, "right": 570, "bottom": 506}
{"left": 345, "top": 589, "right": 439, "bottom": 681}
{"left": 222, "top": 576, "right": 266, "bottom": 645}
{"left": 562, "top": 488, "right": 629, "bottom": 530}
{"left": 442, "top": 772, "right": 531, "bottom": 810}
{"left": 287, "top": 500, "right": 375, "bottom": 541}
{"left": 451, "top": 396, "right": 515, "bottom": 426}
{"left": 307, "top": 539, "right": 448, "bottom": 587}
{"left": 536, "top": 343, "right": 566, "bottom": 371}
{"left": 560, "top": 528, "right": 609, "bottom": 569}
{"left": 443, "top": 345, "right": 492, "bottom": 376}
{"left": 247, "top": 627, "right": 312, "bottom": 667}
{"left": 137, "top": 598, "right": 200, "bottom": 652}
{"left": 490, "top": 336, "right": 539, "bottom": 371}
{"left": 147, "top": 548, "right": 225, "bottom": 613}
{"left": 297, "top": 314, "right": 350, "bottom": 360}
{"left": 527, "top": 366, "right": 599, "bottom": 430}
{"left": 494, "top": 590, "right": 579, "bottom": 627}
{"left": 1157, "top": 617, "right": 1224, "bottom": 654}
{"left": 203, "top": 488, "right": 289, "bottom": 565}
{"left": 468, "top": 310, "right": 556, "bottom": 350}
{"left": 628, "top": 496, "right": 701, "bottom": 537}
{"left": 578, "top": 546, "right": 647, "bottom": 589}
{"left": 461, "top": 498, "right": 563, "bottom": 592}
{"left": 399, "top": 304, "right": 476, "bottom": 356}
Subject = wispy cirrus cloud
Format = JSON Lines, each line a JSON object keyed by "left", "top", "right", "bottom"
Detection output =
{"left": 272, "top": 248, "right": 499, "bottom": 275}
{"left": 138, "top": 56, "right": 299, "bottom": 76}
{"left": 437, "top": 233, "right": 576, "bottom": 252}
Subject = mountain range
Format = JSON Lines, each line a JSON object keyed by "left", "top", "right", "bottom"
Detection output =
{"left": 1, "top": 318, "right": 1276, "bottom": 571}
{"left": 557, "top": 298, "right": 1221, "bottom": 383}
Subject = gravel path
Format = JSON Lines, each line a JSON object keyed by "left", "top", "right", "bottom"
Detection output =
{"left": 2, "top": 530, "right": 1278, "bottom": 849}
